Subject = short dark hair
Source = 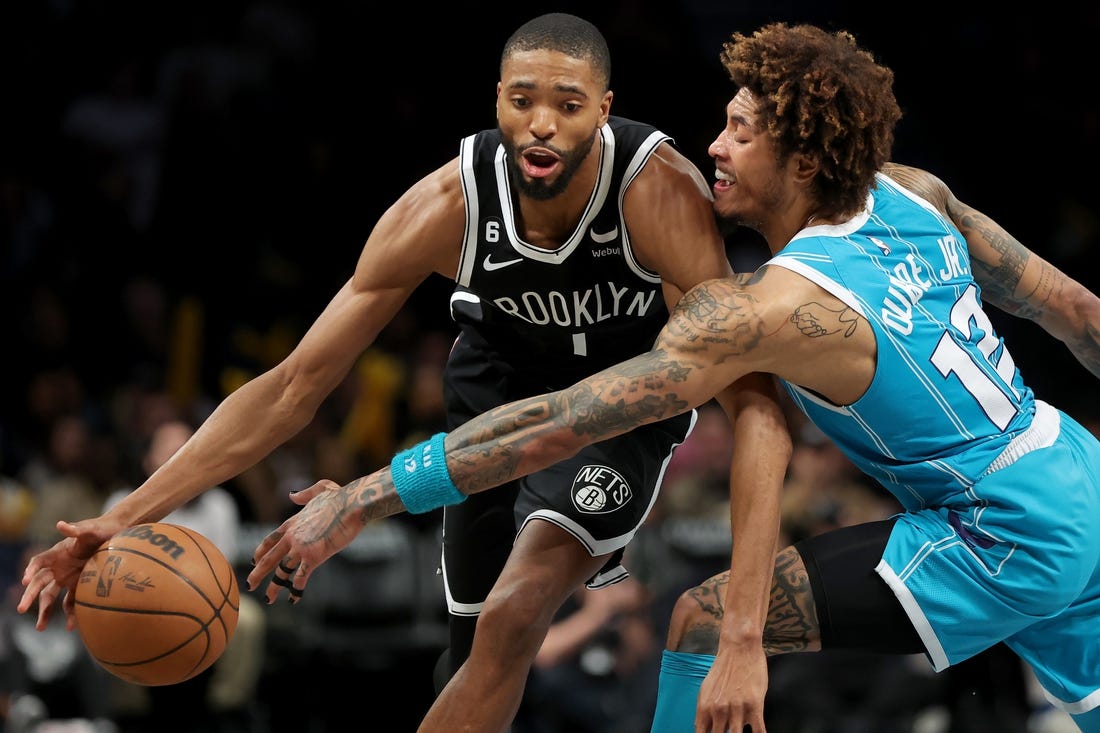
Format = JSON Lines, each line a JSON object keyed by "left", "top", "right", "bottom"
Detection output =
{"left": 721, "top": 23, "right": 902, "bottom": 216}
{"left": 501, "top": 13, "right": 611, "bottom": 91}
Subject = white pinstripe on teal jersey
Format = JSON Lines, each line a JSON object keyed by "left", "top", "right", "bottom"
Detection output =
{"left": 768, "top": 174, "right": 1100, "bottom": 725}
{"left": 772, "top": 173, "right": 1034, "bottom": 511}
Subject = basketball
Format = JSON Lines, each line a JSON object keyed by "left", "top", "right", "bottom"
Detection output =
{"left": 73, "top": 522, "right": 240, "bottom": 686}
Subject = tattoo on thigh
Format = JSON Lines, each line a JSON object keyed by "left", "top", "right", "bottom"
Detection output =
{"left": 764, "top": 547, "right": 817, "bottom": 654}
{"left": 678, "top": 571, "right": 728, "bottom": 654}
{"left": 676, "top": 549, "right": 819, "bottom": 656}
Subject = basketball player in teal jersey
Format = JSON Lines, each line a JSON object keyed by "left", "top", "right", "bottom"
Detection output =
{"left": 16, "top": 13, "right": 791, "bottom": 732}
{"left": 230, "top": 21, "right": 1099, "bottom": 733}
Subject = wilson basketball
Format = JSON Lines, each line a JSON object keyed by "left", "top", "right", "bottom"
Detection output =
{"left": 73, "top": 522, "right": 240, "bottom": 686}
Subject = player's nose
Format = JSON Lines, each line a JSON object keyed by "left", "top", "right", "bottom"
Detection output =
{"left": 529, "top": 106, "right": 558, "bottom": 139}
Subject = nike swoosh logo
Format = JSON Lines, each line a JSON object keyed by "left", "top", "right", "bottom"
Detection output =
{"left": 483, "top": 253, "right": 523, "bottom": 271}
{"left": 590, "top": 226, "right": 619, "bottom": 244}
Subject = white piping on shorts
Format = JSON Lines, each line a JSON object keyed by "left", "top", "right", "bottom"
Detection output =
{"left": 983, "top": 400, "right": 1059, "bottom": 475}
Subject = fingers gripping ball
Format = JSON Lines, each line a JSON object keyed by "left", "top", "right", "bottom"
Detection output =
{"left": 73, "top": 522, "right": 240, "bottom": 686}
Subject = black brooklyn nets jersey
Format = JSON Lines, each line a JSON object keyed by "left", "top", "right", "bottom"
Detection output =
{"left": 448, "top": 116, "right": 674, "bottom": 400}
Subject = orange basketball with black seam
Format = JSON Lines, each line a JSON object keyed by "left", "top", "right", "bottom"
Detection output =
{"left": 74, "top": 522, "right": 240, "bottom": 686}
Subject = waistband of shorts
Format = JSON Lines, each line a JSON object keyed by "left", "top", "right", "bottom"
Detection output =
{"left": 983, "top": 400, "right": 1060, "bottom": 476}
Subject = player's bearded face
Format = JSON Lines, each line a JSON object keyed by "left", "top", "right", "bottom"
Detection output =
{"left": 502, "top": 131, "right": 596, "bottom": 201}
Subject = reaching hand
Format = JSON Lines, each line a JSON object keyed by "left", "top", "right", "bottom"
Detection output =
{"left": 695, "top": 641, "right": 769, "bottom": 733}
{"left": 18, "top": 517, "right": 124, "bottom": 631}
{"left": 247, "top": 479, "right": 371, "bottom": 604}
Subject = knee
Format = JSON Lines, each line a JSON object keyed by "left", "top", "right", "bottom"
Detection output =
{"left": 666, "top": 585, "right": 721, "bottom": 655}
{"left": 478, "top": 578, "right": 557, "bottom": 649}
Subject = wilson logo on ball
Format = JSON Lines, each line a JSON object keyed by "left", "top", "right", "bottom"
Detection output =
{"left": 570, "top": 465, "right": 632, "bottom": 514}
{"left": 118, "top": 524, "right": 187, "bottom": 560}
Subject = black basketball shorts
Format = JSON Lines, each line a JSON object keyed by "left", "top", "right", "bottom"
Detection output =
{"left": 439, "top": 411, "right": 696, "bottom": 616}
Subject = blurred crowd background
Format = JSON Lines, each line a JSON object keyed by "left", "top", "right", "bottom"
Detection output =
{"left": 2, "top": 2, "right": 1098, "bottom": 732}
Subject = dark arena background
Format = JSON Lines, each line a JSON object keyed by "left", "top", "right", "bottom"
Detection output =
{"left": 2, "top": 2, "right": 1098, "bottom": 732}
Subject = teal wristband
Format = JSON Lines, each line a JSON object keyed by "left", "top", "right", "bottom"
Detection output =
{"left": 390, "top": 433, "right": 465, "bottom": 514}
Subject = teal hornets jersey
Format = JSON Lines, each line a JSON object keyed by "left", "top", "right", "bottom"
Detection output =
{"left": 771, "top": 173, "right": 1037, "bottom": 510}
{"left": 702, "top": 173, "right": 1100, "bottom": 723}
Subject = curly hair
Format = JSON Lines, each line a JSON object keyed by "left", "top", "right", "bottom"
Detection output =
{"left": 721, "top": 23, "right": 901, "bottom": 216}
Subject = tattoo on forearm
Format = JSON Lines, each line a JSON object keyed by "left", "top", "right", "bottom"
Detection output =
{"left": 444, "top": 360, "right": 692, "bottom": 492}
{"left": 443, "top": 281, "right": 773, "bottom": 493}
{"left": 564, "top": 370, "right": 690, "bottom": 439}
{"left": 346, "top": 474, "right": 406, "bottom": 523}
{"left": 261, "top": 473, "right": 406, "bottom": 558}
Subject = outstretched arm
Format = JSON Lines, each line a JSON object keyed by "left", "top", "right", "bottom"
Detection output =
{"left": 18, "top": 160, "right": 466, "bottom": 629}
{"left": 884, "top": 162, "right": 1100, "bottom": 379}
{"left": 248, "top": 278, "right": 768, "bottom": 597}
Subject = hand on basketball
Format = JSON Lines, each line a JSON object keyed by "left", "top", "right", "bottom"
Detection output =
{"left": 248, "top": 479, "right": 367, "bottom": 604}
{"left": 18, "top": 517, "right": 124, "bottom": 632}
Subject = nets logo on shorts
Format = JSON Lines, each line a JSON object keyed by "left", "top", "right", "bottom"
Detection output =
{"left": 571, "top": 465, "right": 632, "bottom": 514}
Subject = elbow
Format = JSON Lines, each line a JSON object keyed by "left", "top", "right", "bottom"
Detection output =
{"left": 1071, "top": 284, "right": 1100, "bottom": 332}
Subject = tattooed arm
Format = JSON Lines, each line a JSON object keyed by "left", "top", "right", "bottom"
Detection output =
{"left": 248, "top": 278, "right": 769, "bottom": 597}
{"left": 884, "top": 162, "right": 1100, "bottom": 379}
{"left": 444, "top": 280, "right": 776, "bottom": 490}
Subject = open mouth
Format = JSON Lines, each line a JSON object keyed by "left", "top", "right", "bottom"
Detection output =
{"left": 522, "top": 149, "right": 560, "bottom": 179}
{"left": 714, "top": 168, "right": 734, "bottom": 192}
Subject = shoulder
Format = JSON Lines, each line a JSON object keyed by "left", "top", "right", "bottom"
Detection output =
{"left": 462, "top": 127, "right": 503, "bottom": 160}
{"left": 627, "top": 140, "right": 712, "bottom": 202}
{"left": 620, "top": 139, "right": 724, "bottom": 286}
{"left": 666, "top": 272, "right": 809, "bottom": 371}
{"left": 606, "top": 115, "right": 660, "bottom": 135}
{"left": 381, "top": 156, "right": 466, "bottom": 243}
{"left": 880, "top": 162, "right": 951, "bottom": 214}
{"left": 393, "top": 155, "right": 466, "bottom": 215}
{"left": 726, "top": 264, "right": 838, "bottom": 333}
{"left": 605, "top": 116, "right": 683, "bottom": 172}
{"left": 362, "top": 155, "right": 467, "bottom": 280}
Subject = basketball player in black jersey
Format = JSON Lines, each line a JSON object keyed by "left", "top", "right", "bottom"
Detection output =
{"left": 18, "top": 13, "right": 791, "bottom": 731}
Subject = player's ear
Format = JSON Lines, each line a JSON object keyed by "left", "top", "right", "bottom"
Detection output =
{"left": 598, "top": 90, "right": 613, "bottom": 125}
{"left": 792, "top": 152, "right": 820, "bottom": 187}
